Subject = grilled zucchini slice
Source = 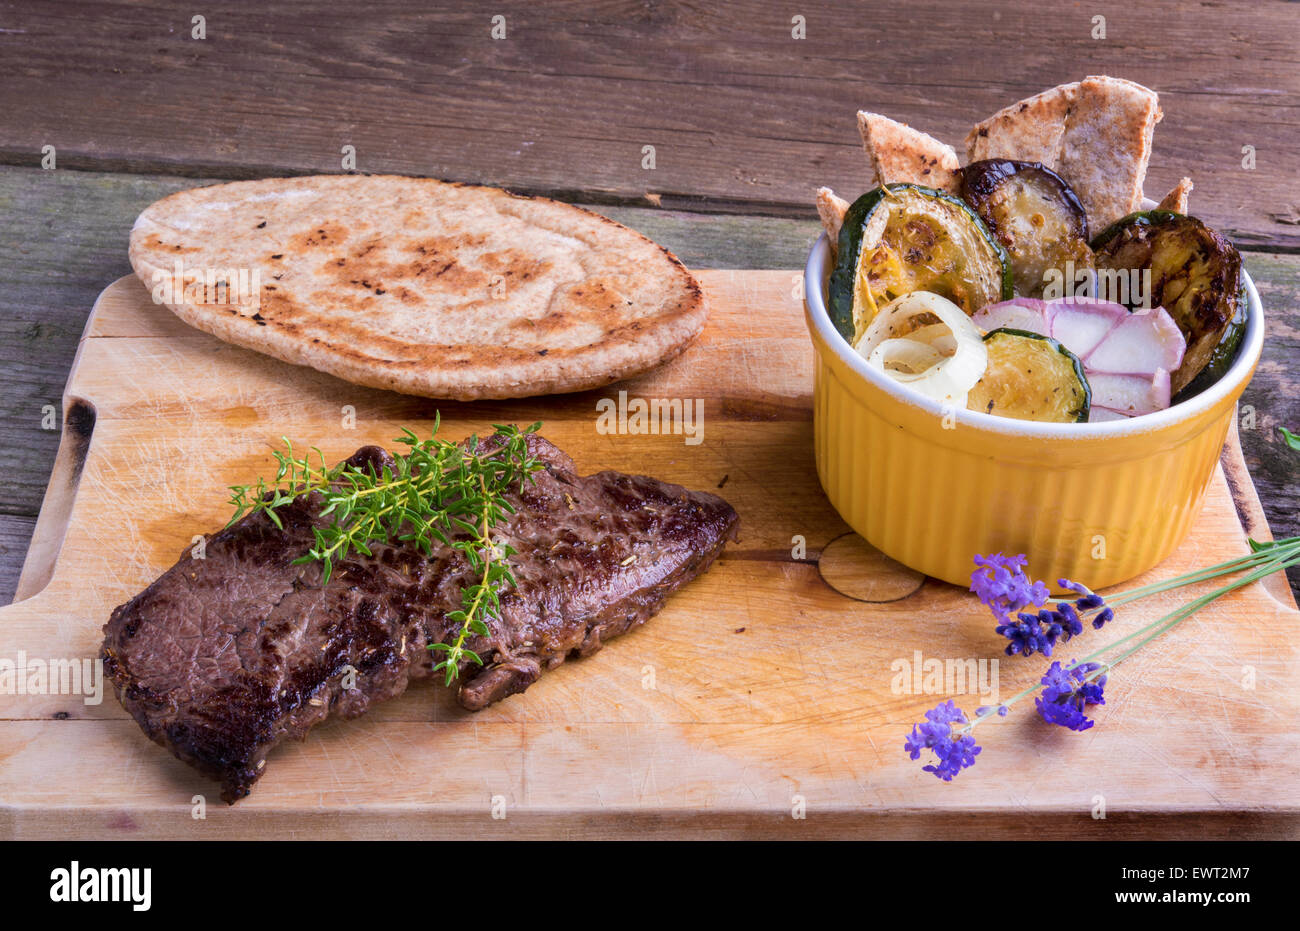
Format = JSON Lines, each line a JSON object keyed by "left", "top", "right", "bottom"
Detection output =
{"left": 967, "top": 328, "right": 1091, "bottom": 423}
{"left": 1171, "top": 272, "right": 1249, "bottom": 402}
{"left": 1091, "top": 211, "right": 1242, "bottom": 394}
{"left": 828, "top": 183, "right": 1012, "bottom": 343}
{"left": 958, "top": 159, "right": 1094, "bottom": 299}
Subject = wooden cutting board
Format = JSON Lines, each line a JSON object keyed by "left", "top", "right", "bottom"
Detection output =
{"left": 2, "top": 272, "right": 1297, "bottom": 840}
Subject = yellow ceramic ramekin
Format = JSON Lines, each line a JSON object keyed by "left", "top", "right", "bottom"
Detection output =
{"left": 803, "top": 233, "right": 1265, "bottom": 590}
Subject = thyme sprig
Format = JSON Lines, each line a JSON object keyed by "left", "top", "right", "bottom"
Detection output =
{"left": 227, "top": 416, "right": 545, "bottom": 683}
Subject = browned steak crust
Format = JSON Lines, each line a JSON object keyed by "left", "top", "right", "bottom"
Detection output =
{"left": 101, "top": 435, "right": 737, "bottom": 803}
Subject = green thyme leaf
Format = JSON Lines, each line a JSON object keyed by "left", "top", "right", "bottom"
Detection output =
{"left": 227, "top": 419, "right": 544, "bottom": 683}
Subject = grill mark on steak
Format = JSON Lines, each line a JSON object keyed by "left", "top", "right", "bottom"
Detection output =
{"left": 101, "top": 434, "right": 738, "bottom": 803}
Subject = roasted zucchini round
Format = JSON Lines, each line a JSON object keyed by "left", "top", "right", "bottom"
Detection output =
{"left": 958, "top": 160, "right": 1094, "bottom": 299}
{"left": 828, "top": 183, "right": 1012, "bottom": 343}
{"left": 1171, "top": 272, "right": 1249, "bottom": 402}
{"left": 966, "top": 328, "right": 1091, "bottom": 423}
{"left": 1090, "top": 210, "right": 1242, "bottom": 394}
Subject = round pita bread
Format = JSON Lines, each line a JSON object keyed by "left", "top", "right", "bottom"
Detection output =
{"left": 129, "top": 175, "right": 707, "bottom": 400}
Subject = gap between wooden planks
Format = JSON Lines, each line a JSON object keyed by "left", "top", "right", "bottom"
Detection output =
{"left": 0, "top": 271, "right": 1296, "bottom": 839}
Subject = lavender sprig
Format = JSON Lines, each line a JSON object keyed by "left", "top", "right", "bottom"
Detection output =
{"left": 996, "top": 602, "right": 1085, "bottom": 657}
{"left": 1035, "top": 661, "right": 1107, "bottom": 731}
{"left": 975, "top": 539, "right": 1300, "bottom": 655}
{"left": 909, "top": 541, "right": 1300, "bottom": 781}
{"left": 970, "top": 553, "right": 1049, "bottom": 623}
{"left": 904, "top": 701, "right": 981, "bottom": 781}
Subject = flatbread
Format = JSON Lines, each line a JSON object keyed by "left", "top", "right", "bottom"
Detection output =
{"left": 129, "top": 176, "right": 708, "bottom": 400}
{"left": 1157, "top": 176, "right": 1193, "bottom": 213}
{"left": 966, "top": 82, "right": 1075, "bottom": 167}
{"left": 965, "top": 76, "right": 1162, "bottom": 231}
{"left": 857, "top": 112, "right": 960, "bottom": 192}
{"left": 1058, "top": 77, "right": 1162, "bottom": 231}
{"left": 815, "top": 186, "right": 850, "bottom": 244}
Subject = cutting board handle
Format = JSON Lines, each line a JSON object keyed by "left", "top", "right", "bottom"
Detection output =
{"left": 12, "top": 395, "right": 95, "bottom": 603}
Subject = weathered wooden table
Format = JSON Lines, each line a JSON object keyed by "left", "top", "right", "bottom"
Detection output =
{"left": 1, "top": 0, "right": 1296, "bottom": 605}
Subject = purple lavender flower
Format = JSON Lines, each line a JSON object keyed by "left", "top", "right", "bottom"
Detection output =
{"left": 996, "top": 606, "right": 1081, "bottom": 657}
{"left": 971, "top": 553, "right": 1050, "bottom": 623}
{"left": 1055, "top": 602, "right": 1084, "bottom": 639}
{"left": 997, "top": 611, "right": 1050, "bottom": 656}
{"left": 1035, "top": 661, "right": 1107, "bottom": 731}
{"left": 976, "top": 704, "right": 1009, "bottom": 718}
{"left": 1060, "top": 578, "right": 1112, "bottom": 627}
{"left": 904, "top": 700, "right": 981, "bottom": 781}
{"left": 990, "top": 565, "right": 1115, "bottom": 657}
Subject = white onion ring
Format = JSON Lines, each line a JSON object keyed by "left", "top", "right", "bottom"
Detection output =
{"left": 903, "top": 323, "right": 959, "bottom": 356}
{"left": 867, "top": 337, "right": 945, "bottom": 374}
{"left": 854, "top": 292, "right": 987, "bottom": 404}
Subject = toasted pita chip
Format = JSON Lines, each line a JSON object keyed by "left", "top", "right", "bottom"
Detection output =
{"left": 858, "top": 112, "right": 960, "bottom": 192}
{"left": 815, "top": 186, "right": 850, "bottom": 246}
{"left": 966, "top": 82, "right": 1077, "bottom": 166}
{"left": 965, "top": 76, "right": 1162, "bottom": 231}
{"left": 1059, "top": 76, "right": 1162, "bottom": 231}
{"left": 1157, "top": 176, "right": 1193, "bottom": 214}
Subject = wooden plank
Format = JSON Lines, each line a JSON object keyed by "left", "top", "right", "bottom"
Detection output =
{"left": 0, "top": 169, "right": 197, "bottom": 594}
{"left": 0, "top": 2, "right": 1297, "bottom": 247}
{"left": 1235, "top": 253, "right": 1300, "bottom": 576}
{"left": 0, "top": 271, "right": 1296, "bottom": 839}
{"left": 0, "top": 167, "right": 1296, "bottom": 605}
{"left": 1, "top": 717, "right": 1296, "bottom": 840}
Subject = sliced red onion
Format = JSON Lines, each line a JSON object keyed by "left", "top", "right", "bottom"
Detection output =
{"left": 971, "top": 298, "right": 1050, "bottom": 337}
{"left": 1085, "top": 306, "right": 1185, "bottom": 375}
{"left": 1087, "top": 407, "right": 1132, "bottom": 423}
{"left": 1087, "top": 368, "right": 1171, "bottom": 417}
{"left": 1045, "top": 299, "right": 1129, "bottom": 360}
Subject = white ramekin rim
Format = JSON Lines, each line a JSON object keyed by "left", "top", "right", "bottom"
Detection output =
{"left": 803, "top": 232, "right": 1264, "bottom": 440}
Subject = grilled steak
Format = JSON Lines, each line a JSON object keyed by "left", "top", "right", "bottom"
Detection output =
{"left": 102, "top": 434, "right": 737, "bottom": 802}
